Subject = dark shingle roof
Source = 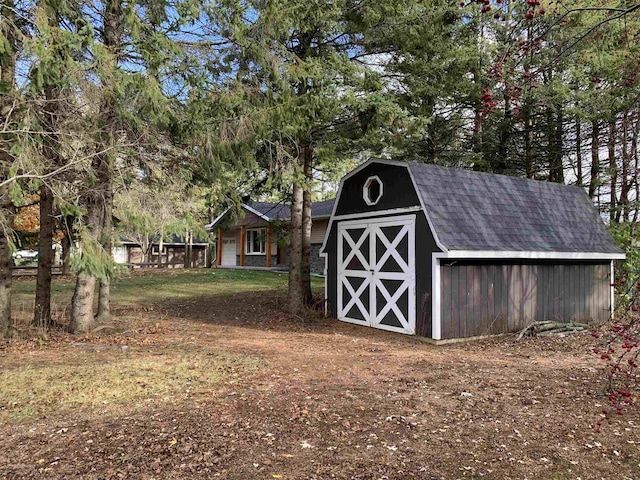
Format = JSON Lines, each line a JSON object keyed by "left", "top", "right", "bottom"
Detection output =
{"left": 247, "top": 199, "right": 335, "bottom": 221}
{"left": 246, "top": 201, "right": 291, "bottom": 220}
{"left": 408, "top": 163, "right": 623, "bottom": 253}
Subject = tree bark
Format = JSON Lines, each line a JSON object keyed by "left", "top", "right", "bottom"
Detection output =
{"left": 608, "top": 120, "right": 617, "bottom": 221}
{"left": 96, "top": 160, "right": 113, "bottom": 322}
{"left": 70, "top": 272, "right": 97, "bottom": 333}
{"left": 33, "top": 184, "right": 54, "bottom": 327}
{"left": 0, "top": 0, "right": 17, "bottom": 335}
{"left": 69, "top": 181, "right": 104, "bottom": 333}
{"left": 33, "top": 81, "right": 63, "bottom": 328}
{"left": 631, "top": 112, "right": 639, "bottom": 223}
{"left": 576, "top": 119, "right": 582, "bottom": 186}
{"left": 588, "top": 120, "right": 600, "bottom": 200}
{"left": 619, "top": 110, "right": 630, "bottom": 222}
{"left": 288, "top": 176, "right": 304, "bottom": 314}
{"left": 522, "top": 24, "right": 534, "bottom": 179}
{"left": 183, "top": 230, "right": 191, "bottom": 268}
{"left": 61, "top": 215, "right": 74, "bottom": 275}
{"left": 548, "top": 104, "right": 564, "bottom": 183}
{"left": 300, "top": 145, "right": 313, "bottom": 305}
{"left": 0, "top": 191, "right": 13, "bottom": 334}
{"left": 157, "top": 226, "right": 164, "bottom": 268}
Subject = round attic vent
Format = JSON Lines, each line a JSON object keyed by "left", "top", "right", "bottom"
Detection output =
{"left": 363, "top": 175, "right": 383, "bottom": 206}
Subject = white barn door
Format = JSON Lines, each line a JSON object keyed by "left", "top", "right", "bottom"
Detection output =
{"left": 337, "top": 215, "right": 416, "bottom": 335}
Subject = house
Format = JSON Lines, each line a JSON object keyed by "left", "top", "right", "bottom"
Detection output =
{"left": 320, "top": 158, "right": 625, "bottom": 340}
{"left": 114, "top": 234, "right": 210, "bottom": 268}
{"left": 206, "top": 199, "right": 335, "bottom": 274}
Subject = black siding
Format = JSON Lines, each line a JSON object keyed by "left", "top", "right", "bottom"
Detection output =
{"left": 334, "top": 163, "right": 421, "bottom": 216}
{"left": 415, "top": 213, "right": 438, "bottom": 337}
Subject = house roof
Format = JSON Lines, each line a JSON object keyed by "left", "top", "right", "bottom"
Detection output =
{"left": 246, "top": 199, "right": 335, "bottom": 220}
{"left": 407, "top": 162, "right": 623, "bottom": 254}
{"left": 206, "top": 198, "right": 335, "bottom": 231}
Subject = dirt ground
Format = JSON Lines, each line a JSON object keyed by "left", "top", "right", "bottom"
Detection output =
{"left": 1, "top": 290, "right": 639, "bottom": 480}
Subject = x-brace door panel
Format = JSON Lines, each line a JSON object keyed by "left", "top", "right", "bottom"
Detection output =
{"left": 337, "top": 215, "right": 416, "bottom": 335}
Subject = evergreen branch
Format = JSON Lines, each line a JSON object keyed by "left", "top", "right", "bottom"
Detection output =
{"left": 0, "top": 145, "right": 119, "bottom": 190}
{"left": 537, "top": 4, "right": 640, "bottom": 66}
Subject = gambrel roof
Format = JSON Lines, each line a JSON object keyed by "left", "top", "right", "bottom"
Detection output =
{"left": 321, "top": 159, "right": 624, "bottom": 259}
{"left": 408, "top": 163, "right": 624, "bottom": 254}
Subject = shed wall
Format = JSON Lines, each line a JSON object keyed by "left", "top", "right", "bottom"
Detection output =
{"left": 440, "top": 260, "right": 611, "bottom": 339}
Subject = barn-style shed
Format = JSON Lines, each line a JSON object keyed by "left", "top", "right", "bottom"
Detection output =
{"left": 319, "top": 159, "right": 625, "bottom": 340}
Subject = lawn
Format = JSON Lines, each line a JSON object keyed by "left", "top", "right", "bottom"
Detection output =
{"left": 5, "top": 269, "right": 299, "bottom": 424}
{"left": 12, "top": 268, "right": 319, "bottom": 310}
{"left": 1, "top": 268, "right": 639, "bottom": 479}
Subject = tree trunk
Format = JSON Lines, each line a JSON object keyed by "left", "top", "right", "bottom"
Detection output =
{"left": 70, "top": 272, "right": 97, "bottom": 333}
{"left": 300, "top": 145, "right": 313, "bottom": 305}
{"left": 548, "top": 104, "right": 564, "bottom": 183}
{"left": 61, "top": 215, "right": 73, "bottom": 275}
{"left": 523, "top": 103, "right": 534, "bottom": 178}
{"left": 620, "top": 110, "right": 630, "bottom": 222}
{"left": 69, "top": 186, "right": 104, "bottom": 333}
{"left": 96, "top": 164, "right": 113, "bottom": 322}
{"left": 33, "top": 184, "right": 54, "bottom": 327}
{"left": 183, "top": 230, "right": 191, "bottom": 268}
{"left": 157, "top": 227, "right": 164, "bottom": 268}
{"left": 523, "top": 24, "right": 535, "bottom": 179}
{"left": 588, "top": 120, "right": 600, "bottom": 200}
{"left": 288, "top": 177, "right": 304, "bottom": 314}
{"left": 0, "top": 0, "right": 17, "bottom": 335}
{"left": 608, "top": 120, "right": 617, "bottom": 221}
{"left": 70, "top": 0, "right": 122, "bottom": 332}
{"left": 0, "top": 191, "right": 13, "bottom": 334}
{"left": 576, "top": 119, "right": 582, "bottom": 186}
{"left": 631, "top": 112, "right": 639, "bottom": 223}
{"left": 495, "top": 92, "right": 511, "bottom": 174}
{"left": 33, "top": 81, "right": 63, "bottom": 328}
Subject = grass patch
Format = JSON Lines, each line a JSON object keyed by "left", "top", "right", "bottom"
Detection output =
{"left": 3, "top": 268, "right": 317, "bottom": 424}
{"left": 0, "top": 347, "right": 265, "bottom": 423}
{"left": 12, "top": 268, "right": 324, "bottom": 311}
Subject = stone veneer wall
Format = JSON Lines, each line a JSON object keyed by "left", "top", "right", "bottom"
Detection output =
{"left": 235, "top": 245, "right": 325, "bottom": 274}
{"left": 237, "top": 255, "right": 278, "bottom": 268}
{"left": 309, "top": 244, "right": 325, "bottom": 274}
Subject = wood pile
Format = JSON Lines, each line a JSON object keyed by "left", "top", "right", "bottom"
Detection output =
{"left": 516, "top": 320, "right": 588, "bottom": 341}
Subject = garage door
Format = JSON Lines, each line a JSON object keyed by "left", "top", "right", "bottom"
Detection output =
{"left": 337, "top": 215, "right": 416, "bottom": 335}
{"left": 221, "top": 238, "right": 236, "bottom": 266}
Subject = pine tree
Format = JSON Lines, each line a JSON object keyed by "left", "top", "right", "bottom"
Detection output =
{"left": 0, "top": 0, "right": 18, "bottom": 333}
{"left": 200, "top": 0, "right": 415, "bottom": 313}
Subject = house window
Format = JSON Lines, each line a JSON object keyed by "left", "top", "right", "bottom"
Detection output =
{"left": 246, "top": 228, "right": 266, "bottom": 254}
{"left": 363, "top": 175, "right": 383, "bottom": 206}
